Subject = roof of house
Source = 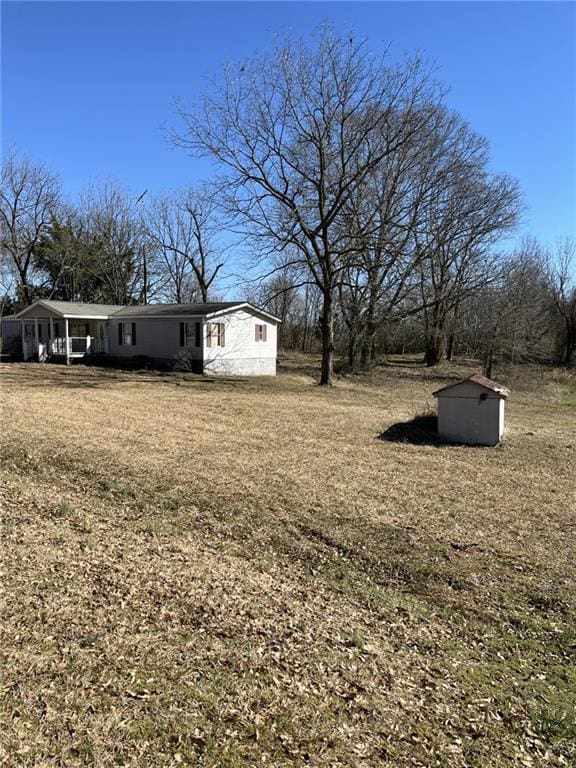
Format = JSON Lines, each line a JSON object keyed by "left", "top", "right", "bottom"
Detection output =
{"left": 15, "top": 300, "right": 125, "bottom": 318}
{"left": 112, "top": 301, "right": 280, "bottom": 322}
{"left": 14, "top": 299, "right": 280, "bottom": 322}
{"left": 112, "top": 302, "right": 243, "bottom": 317}
{"left": 433, "top": 373, "right": 509, "bottom": 399}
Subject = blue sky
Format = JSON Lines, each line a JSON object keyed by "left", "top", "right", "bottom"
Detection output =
{"left": 2, "top": 1, "right": 575, "bottom": 259}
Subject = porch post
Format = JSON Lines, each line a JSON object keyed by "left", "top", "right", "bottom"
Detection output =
{"left": 64, "top": 318, "right": 70, "bottom": 365}
{"left": 21, "top": 319, "right": 25, "bottom": 360}
{"left": 49, "top": 317, "right": 54, "bottom": 357}
{"left": 34, "top": 317, "right": 39, "bottom": 361}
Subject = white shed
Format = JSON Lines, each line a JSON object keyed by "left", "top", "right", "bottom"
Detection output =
{"left": 433, "top": 373, "right": 509, "bottom": 446}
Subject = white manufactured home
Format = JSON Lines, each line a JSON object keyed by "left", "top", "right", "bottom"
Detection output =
{"left": 9, "top": 300, "right": 279, "bottom": 375}
{"left": 433, "top": 373, "right": 509, "bottom": 446}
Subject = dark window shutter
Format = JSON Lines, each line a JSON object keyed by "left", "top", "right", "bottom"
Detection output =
{"left": 262, "top": 324, "right": 267, "bottom": 342}
{"left": 220, "top": 323, "right": 225, "bottom": 347}
{"left": 195, "top": 322, "right": 201, "bottom": 347}
{"left": 179, "top": 322, "right": 185, "bottom": 347}
{"left": 55, "top": 322, "right": 60, "bottom": 337}
{"left": 255, "top": 325, "right": 259, "bottom": 342}
{"left": 118, "top": 323, "right": 123, "bottom": 346}
{"left": 206, "top": 323, "right": 212, "bottom": 348}
{"left": 132, "top": 323, "right": 136, "bottom": 345}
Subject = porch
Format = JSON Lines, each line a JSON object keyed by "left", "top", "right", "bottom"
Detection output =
{"left": 22, "top": 335, "right": 109, "bottom": 362}
{"left": 21, "top": 316, "right": 109, "bottom": 363}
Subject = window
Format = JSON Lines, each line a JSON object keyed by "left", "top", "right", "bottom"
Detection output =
{"left": 70, "top": 322, "right": 89, "bottom": 337}
{"left": 179, "top": 321, "right": 201, "bottom": 348}
{"left": 118, "top": 322, "right": 137, "bottom": 346}
{"left": 206, "top": 322, "right": 225, "bottom": 348}
{"left": 255, "top": 324, "right": 267, "bottom": 342}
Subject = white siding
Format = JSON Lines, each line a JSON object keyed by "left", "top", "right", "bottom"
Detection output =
{"left": 108, "top": 316, "right": 204, "bottom": 365}
{"left": 437, "top": 382, "right": 506, "bottom": 446}
{"left": 203, "top": 309, "right": 277, "bottom": 376}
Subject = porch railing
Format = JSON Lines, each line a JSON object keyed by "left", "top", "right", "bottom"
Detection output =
{"left": 91, "top": 337, "right": 109, "bottom": 354}
{"left": 24, "top": 335, "right": 109, "bottom": 359}
{"left": 49, "top": 337, "right": 83, "bottom": 356}
{"left": 49, "top": 337, "right": 103, "bottom": 356}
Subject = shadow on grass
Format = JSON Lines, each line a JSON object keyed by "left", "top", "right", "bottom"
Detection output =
{"left": 0, "top": 361, "right": 172, "bottom": 390}
{"left": 0, "top": 361, "right": 282, "bottom": 392}
{"left": 379, "top": 413, "right": 446, "bottom": 446}
{"left": 277, "top": 354, "right": 323, "bottom": 381}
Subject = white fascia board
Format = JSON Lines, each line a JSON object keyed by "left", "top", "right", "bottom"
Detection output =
{"left": 62, "top": 314, "right": 116, "bottom": 319}
{"left": 206, "top": 303, "right": 281, "bottom": 323}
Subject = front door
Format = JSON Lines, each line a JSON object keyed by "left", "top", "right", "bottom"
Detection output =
{"left": 23, "top": 322, "right": 36, "bottom": 360}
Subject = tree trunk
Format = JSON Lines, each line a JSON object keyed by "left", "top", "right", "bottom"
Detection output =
{"left": 563, "top": 326, "right": 576, "bottom": 367}
{"left": 301, "top": 322, "right": 309, "bottom": 353}
{"left": 344, "top": 308, "right": 362, "bottom": 371}
{"left": 483, "top": 347, "right": 494, "bottom": 379}
{"left": 446, "top": 331, "right": 455, "bottom": 361}
{"left": 424, "top": 331, "right": 446, "bottom": 367}
{"left": 359, "top": 277, "right": 378, "bottom": 371}
{"left": 301, "top": 285, "right": 312, "bottom": 353}
{"left": 423, "top": 302, "right": 446, "bottom": 367}
{"left": 20, "top": 282, "right": 33, "bottom": 306}
{"left": 319, "top": 291, "right": 334, "bottom": 385}
{"left": 446, "top": 304, "right": 460, "bottom": 362}
{"left": 360, "top": 315, "right": 376, "bottom": 371}
{"left": 348, "top": 333, "right": 359, "bottom": 370}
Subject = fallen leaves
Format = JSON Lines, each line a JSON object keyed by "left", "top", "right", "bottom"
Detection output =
{"left": 1, "top": 360, "right": 575, "bottom": 766}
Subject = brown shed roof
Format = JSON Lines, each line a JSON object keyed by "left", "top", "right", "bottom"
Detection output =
{"left": 433, "top": 373, "right": 509, "bottom": 399}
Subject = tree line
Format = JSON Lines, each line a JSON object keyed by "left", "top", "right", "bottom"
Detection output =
{"left": 2, "top": 26, "right": 574, "bottom": 380}
{"left": 249, "top": 236, "right": 575, "bottom": 375}
{"left": 0, "top": 155, "right": 225, "bottom": 310}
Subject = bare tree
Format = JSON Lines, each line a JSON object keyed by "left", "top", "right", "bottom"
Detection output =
{"left": 173, "top": 26, "right": 440, "bottom": 384}
{"left": 415, "top": 114, "right": 522, "bottom": 366}
{"left": 145, "top": 186, "right": 224, "bottom": 303}
{"left": 145, "top": 193, "right": 195, "bottom": 303}
{"left": 475, "top": 247, "right": 550, "bottom": 376}
{"left": 0, "top": 149, "right": 60, "bottom": 305}
{"left": 246, "top": 264, "right": 304, "bottom": 349}
{"left": 338, "top": 105, "right": 440, "bottom": 370}
{"left": 548, "top": 238, "right": 576, "bottom": 367}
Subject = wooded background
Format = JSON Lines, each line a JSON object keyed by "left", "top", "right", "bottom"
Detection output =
{"left": 2, "top": 28, "right": 574, "bottom": 381}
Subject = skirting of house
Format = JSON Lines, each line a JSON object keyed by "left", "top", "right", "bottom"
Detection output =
{"left": 203, "top": 357, "right": 277, "bottom": 376}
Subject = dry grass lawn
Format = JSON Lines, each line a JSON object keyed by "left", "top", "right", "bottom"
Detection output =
{"left": 1, "top": 356, "right": 575, "bottom": 767}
